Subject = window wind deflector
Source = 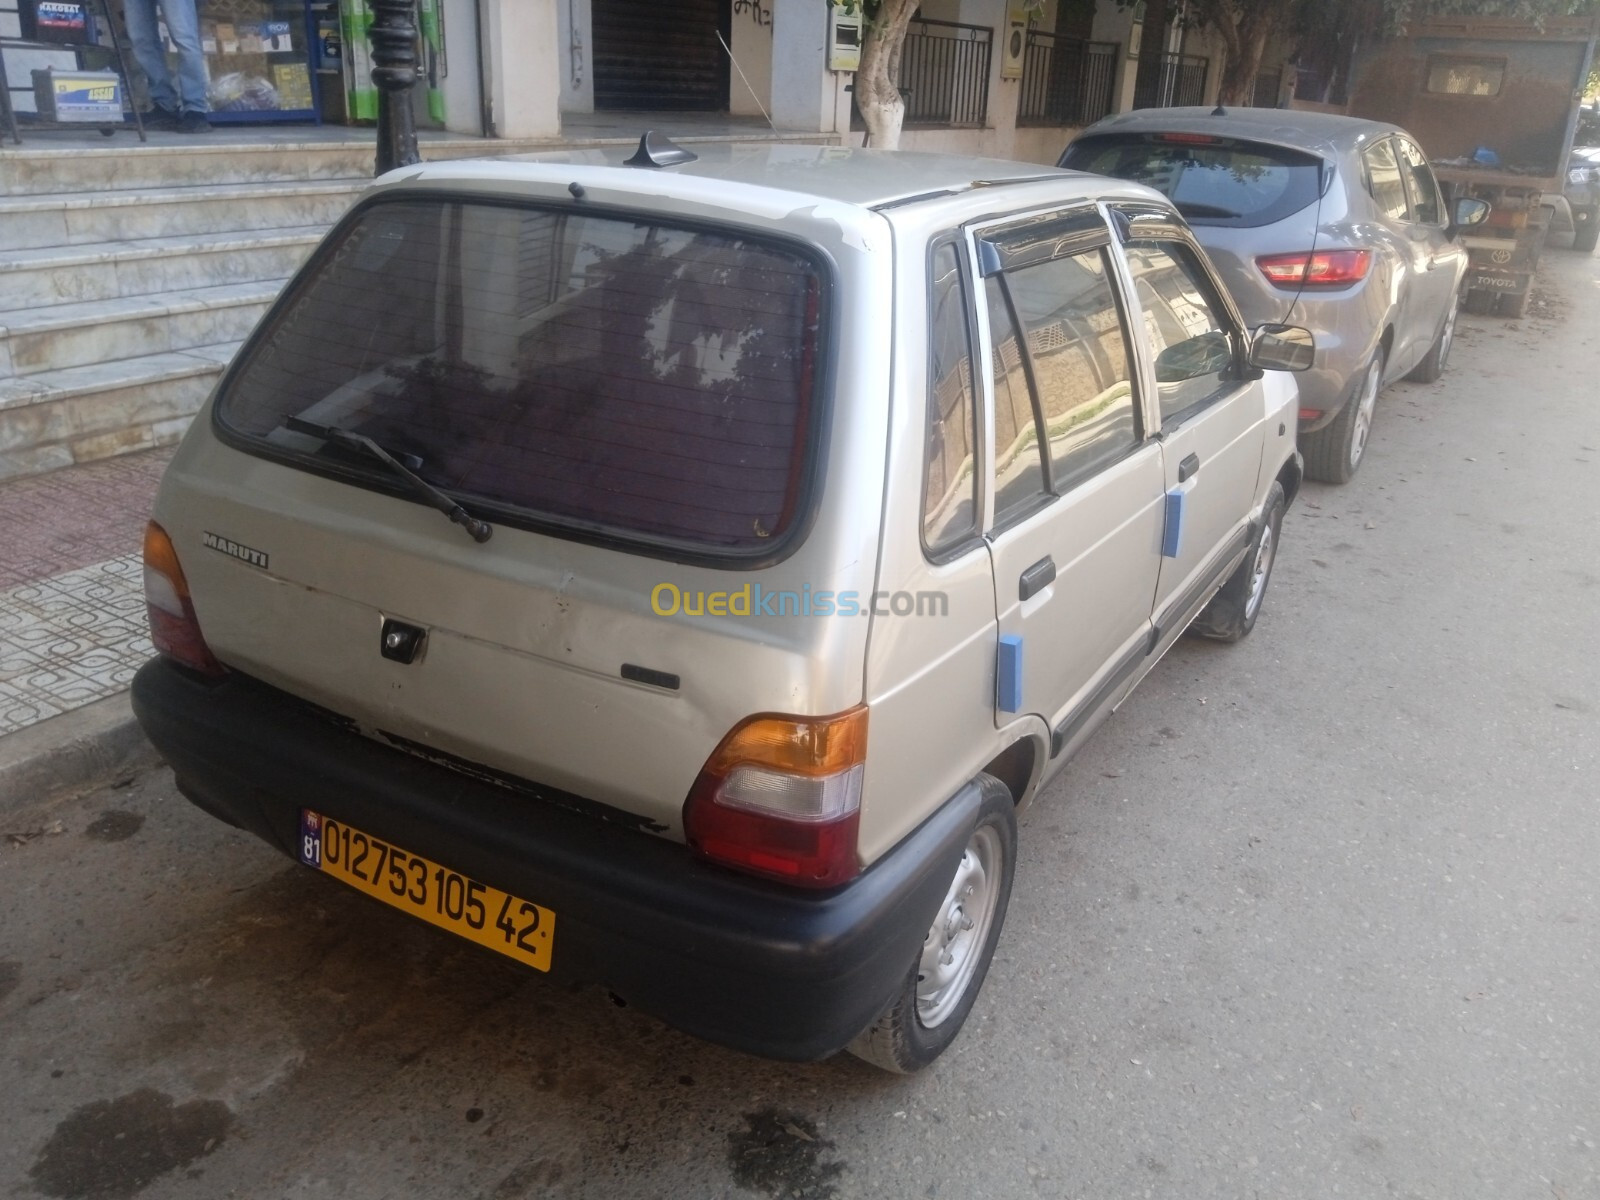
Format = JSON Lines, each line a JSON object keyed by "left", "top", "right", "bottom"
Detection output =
{"left": 284, "top": 417, "right": 493, "bottom": 544}
{"left": 978, "top": 209, "right": 1109, "bottom": 275}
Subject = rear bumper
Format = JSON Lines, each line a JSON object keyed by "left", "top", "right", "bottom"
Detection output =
{"left": 131, "top": 658, "right": 979, "bottom": 1062}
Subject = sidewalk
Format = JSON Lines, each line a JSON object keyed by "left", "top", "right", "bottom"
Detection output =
{"left": 0, "top": 447, "right": 171, "bottom": 807}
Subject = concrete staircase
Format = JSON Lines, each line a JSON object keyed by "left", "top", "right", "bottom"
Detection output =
{"left": 0, "top": 129, "right": 841, "bottom": 483}
{"left": 0, "top": 140, "right": 381, "bottom": 481}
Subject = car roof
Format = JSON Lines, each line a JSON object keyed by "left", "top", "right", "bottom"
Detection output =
{"left": 1078, "top": 107, "right": 1402, "bottom": 157}
{"left": 405, "top": 141, "right": 1096, "bottom": 211}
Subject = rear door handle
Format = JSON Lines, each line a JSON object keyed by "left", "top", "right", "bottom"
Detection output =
{"left": 1177, "top": 452, "right": 1201, "bottom": 483}
{"left": 1019, "top": 555, "right": 1056, "bottom": 602}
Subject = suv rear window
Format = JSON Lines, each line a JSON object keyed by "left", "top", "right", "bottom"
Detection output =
{"left": 216, "top": 198, "right": 826, "bottom": 556}
{"left": 1061, "top": 134, "right": 1323, "bottom": 228}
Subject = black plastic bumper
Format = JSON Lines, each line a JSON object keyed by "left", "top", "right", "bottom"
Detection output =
{"left": 131, "top": 659, "right": 979, "bottom": 1061}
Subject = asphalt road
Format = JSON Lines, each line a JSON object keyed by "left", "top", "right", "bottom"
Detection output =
{"left": 3, "top": 247, "right": 1598, "bottom": 1200}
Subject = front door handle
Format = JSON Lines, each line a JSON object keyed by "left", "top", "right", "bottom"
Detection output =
{"left": 1019, "top": 555, "right": 1056, "bottom": 602}
{"left": 1177, "top": 452, "right": 1201, "bottom": 483}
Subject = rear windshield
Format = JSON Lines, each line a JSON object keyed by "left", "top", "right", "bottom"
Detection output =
{"left": 216, "top": 198, "right": 826, "bottom": 557}
{"left": 1062, "top": 134, "right": 1323, "bottom": 228}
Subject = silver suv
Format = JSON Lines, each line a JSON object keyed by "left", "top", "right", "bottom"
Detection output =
{"left": 133, "top": 141, "right": 1309, "bottom": 1072}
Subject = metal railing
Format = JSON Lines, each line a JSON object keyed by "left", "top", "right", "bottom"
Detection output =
{"left": 1252, "top": 69, "right": 1283, "bottom": 108}
{"left": 1018, "top": 33, "right": 1120, "bottom": 127}
{"left": 900, "top": 18, "right": 992, "bottom": 127}
{"left": 1131, "top": 52, "right": 1209, "bottom": 109}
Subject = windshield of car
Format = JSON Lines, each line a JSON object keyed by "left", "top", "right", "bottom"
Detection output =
{"left": 216, "top": 198, "right": 826, "bottom": 558}
{"left": 1062, "top": 134, "right": 1324, "bottom": 228}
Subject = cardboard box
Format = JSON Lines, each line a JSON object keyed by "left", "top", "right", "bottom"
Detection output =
{"left": 31, "top": 68, "right": 122, "bottom": 122}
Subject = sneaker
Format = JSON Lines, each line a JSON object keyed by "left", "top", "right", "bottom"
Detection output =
{"left": 177, "top": 110, "right": 212, "bottom": 134}
{"left": 142, "top": 105, "right": 179, "bottom": 130}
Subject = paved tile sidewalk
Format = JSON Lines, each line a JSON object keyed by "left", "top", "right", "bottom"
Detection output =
{"left": 0, "top": 448, "right": 171, "bottom": 736}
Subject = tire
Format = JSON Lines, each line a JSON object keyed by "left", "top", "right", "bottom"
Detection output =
{"left": 1405, "top": 295, "right": 1457, "bottom": 383}
{"left": 1495, "top": 289, "right": 1530, "bottom": 318}
{"left": 1301, "top": 350, "right": 1383, "bottom": 485}
{"left": 1574, "top": 215, "right": 1599, "bottom": 254}
{"left": 1189, "top": 481, "right": 1286, "bottom": 643}
{"left": 847, "top": 776, "right": 1016, "bottom": 1073}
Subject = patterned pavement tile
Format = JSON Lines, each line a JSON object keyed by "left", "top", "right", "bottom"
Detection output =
{"left": 0, "top": 447, "right": 172, "bottom": 589}
{"left": 0, "top": 552, "right": 152, "bottom": 736}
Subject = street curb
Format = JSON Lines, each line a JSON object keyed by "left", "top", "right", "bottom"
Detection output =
{"left": 0, "top": 692, "right": 162, "bottom": 815}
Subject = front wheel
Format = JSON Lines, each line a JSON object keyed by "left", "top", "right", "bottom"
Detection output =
{"left": 847, "top": 777, "right": 1016, "bottom": 1073}
{"left": 1302, "top": 351, "right": 1383, "bottom": 484}
{"left": 1571, "top": 209, "right": 1598, "bottom": 253}
{"left": 1405, "top": 295, "right": 1457, "bottom": 383}
{"left": 1190, "top": 481, "right": 1285, "bottom": 643}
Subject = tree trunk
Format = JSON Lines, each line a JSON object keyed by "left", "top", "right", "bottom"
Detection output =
{"left": 1190, "top": 1, "right": 1284, "bottom": 108}
{"left": 857, "top": 0, "right": 919, "bottom": 150}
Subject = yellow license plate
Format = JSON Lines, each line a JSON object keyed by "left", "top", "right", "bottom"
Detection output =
{"left": 298, "top": 809, "right": 554, "bottom": 971}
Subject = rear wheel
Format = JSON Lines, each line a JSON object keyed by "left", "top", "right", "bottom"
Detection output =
{"left": 1574, "top": 212, "right": 1599, "bottom": 253}
{"left": 1302, "top": 351, "right": 1383, "bottom": 485}
{"left": 847, "top": 777, "right": 1016, "bottom": 1073}
{"left": 1405, "top": 295, "right": 1457, "bottom": 383}
{"left": 1190, "top": 481, "right": 1285, "bottom": 643}
{"left": 1495, "top": 289, "right": 1530, "bottom": 318}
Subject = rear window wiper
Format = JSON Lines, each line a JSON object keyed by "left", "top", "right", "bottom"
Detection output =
{"left": 285, "top": 416, "right": 493, "bottom": 544}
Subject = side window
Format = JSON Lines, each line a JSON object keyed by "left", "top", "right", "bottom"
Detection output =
{"left": 1363, "top": 138, "right": 1411, "bottom": 223}
{"left": 983, "top": 277, "right": 1050, "bottom": 523}
{"left": 1000, "top": 247, "right": 1139, "bottom": 493}
{"left": 922, "top": 243, "right": 980, "bottom": 554}
{"left": 1123, "top": 240, "right": 1234, "bottom": 427}
{"left": 1396, "top": 138, "right": 1442, "bottom": 226}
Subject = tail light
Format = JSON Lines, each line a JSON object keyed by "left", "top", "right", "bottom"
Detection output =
{"left": 143, "top": 521, "right": 224, "bottom": 678}
{"left": 683, "top": 707, "right": 868, "bottom": 889}
{"left": 1257, "top": 250, "right": 1373, "bottom": 288}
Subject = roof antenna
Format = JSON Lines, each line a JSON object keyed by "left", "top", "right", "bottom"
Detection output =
{"left": 624, "top": 131, "right": 699, "bottom": 169}
{"left": 1212, "top": 104, "right": 1227, "bottom": 116}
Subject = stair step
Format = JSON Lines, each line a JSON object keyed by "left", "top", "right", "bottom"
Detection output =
{"left": 0, "top": 281, "right": 281, "bottom": 379}
{"left": 0, "top": 179, "right": 365, "bottom": 251}
{"left": 0, "top": 344, "right": 236, "bottom": 481}
{"left": 0, "top": 227, "right": 323, "bottom": 309}
{"left": 0, "top": 141, "right": 382, "bottom": 195}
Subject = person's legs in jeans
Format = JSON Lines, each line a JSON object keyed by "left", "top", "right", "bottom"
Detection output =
{"left": 157, "top": 0, "right": 209, "bottom": 114}
{"left": 121, "top": 0, "right": 177, "bottom": 114}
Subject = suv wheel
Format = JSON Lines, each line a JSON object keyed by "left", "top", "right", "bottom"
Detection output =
{"left": 847, "top": 776, "right": 1016, "bottom": 1073}
{"left": 1572, "top": 209, "right": 1598, "bottom": 253}
{"left": 1190, "top": 481, "right": 1286, "bottom": 643}
{"left": 1303, "top": 350, "right": 1383, "bottom": 484}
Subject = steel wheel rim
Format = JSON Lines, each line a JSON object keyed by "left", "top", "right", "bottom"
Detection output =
{"left": 1245, "top": 521, "right": 1276, "bottom": 621}
{"left": 1349, "top": 359, "right": 1381, "bottom": 470}
{"left": 1438, "top": 303, "right": 1457, "bottom": 369}
{"left": 916, "top": 824, "right": 1003, "bottom": 1029}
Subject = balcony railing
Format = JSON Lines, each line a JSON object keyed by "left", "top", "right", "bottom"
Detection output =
{"left": 901, "top": 18, "right": 992, "bottom": 127}
{"left": 1132, "top": 52, "right": 1209, "bottom": 109}
{"left": 1018, "top": 33, "right": 1119, "bottom": 127}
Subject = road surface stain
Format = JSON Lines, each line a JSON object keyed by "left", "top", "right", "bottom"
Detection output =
{"left": 29, "top": 1088, "right": 233, "bottom": 1199}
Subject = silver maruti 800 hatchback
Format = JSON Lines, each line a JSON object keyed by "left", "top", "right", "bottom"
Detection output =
{"left": 133, "top": 141, "right": 1310, "bottom": 1072}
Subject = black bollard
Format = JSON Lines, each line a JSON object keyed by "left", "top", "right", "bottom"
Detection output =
{"left": 370, "top": 0, "right": 421, "bottom": 175}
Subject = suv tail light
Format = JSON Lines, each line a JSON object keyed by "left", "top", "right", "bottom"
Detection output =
{"left": 683, "top": 707, "right": 868, "bottom": 889}
{"left": 1256, "top": 250, "right": 1373, "bottom": 288}
{"left": 143, "top": 521, "right": 224, "bottom": 678}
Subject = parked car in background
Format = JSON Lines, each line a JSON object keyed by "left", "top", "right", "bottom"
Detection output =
{"left": 1561, "top": 146, "right": 1600, "bottom": 253}
{"left": 1061, "top": 108, "right": 1489, "bottom": 484}
{"left": 131, "top": 141, "right": 1312, "bottom": 1073}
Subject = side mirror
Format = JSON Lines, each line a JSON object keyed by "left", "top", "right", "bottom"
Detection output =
{"left": 1154, "top": 330, "right": 1233, "bottom": 383}
{"left": 1452, "top": 196, "right": 1491, "bottom": 230}
{"left": 1248, "top": 324, "right": 1315, "bottom": 372}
